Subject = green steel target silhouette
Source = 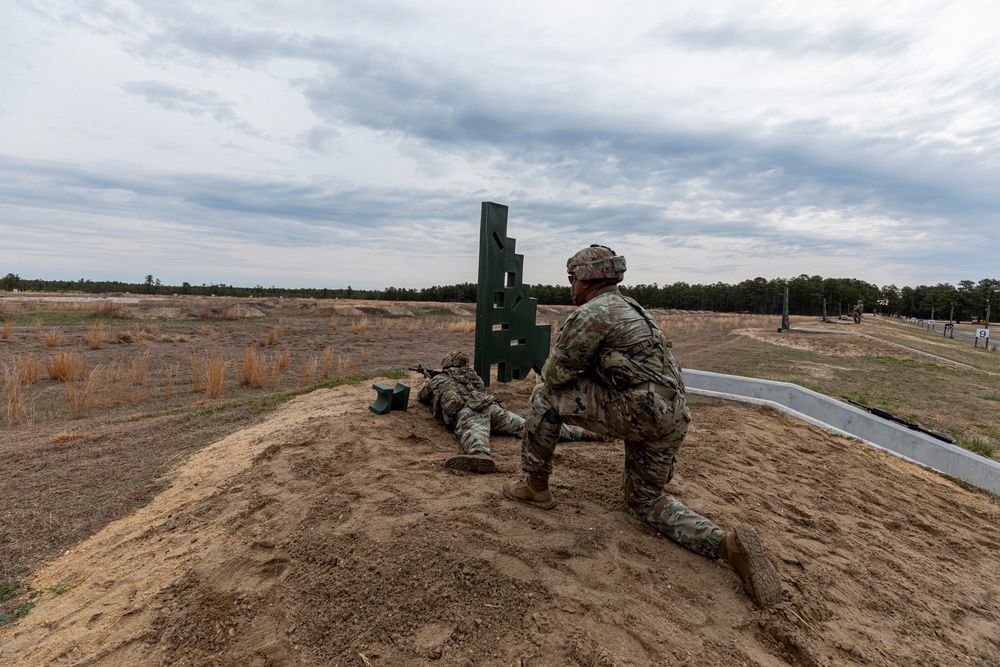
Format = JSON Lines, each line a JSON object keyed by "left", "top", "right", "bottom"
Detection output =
{"left": 474, "top": 202, "right": 551, "bottom": 387}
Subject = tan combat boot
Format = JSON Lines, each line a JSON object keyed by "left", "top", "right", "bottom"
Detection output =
{"left": 502, "top": 475, "right": 556, "bottom": 510}
{"left": 445, "top": 452, "right": 496, "bottom": 474}
{"left": 717, "top": 524, "right": 782, "bottom": 608}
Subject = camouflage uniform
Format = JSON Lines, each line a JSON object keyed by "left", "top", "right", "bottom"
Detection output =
{"left": 418, "top": 351, "right": 586, "bottom": 457}
{"left": 852, "top": 300, "right": 864, "bottom": 324}
{"left": 520, "top": 286, "right": 724, "bottom": 557}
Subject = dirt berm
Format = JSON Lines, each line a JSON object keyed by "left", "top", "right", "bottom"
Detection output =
{"left": 3, "top": 375, "right": 999, "bottom": 666}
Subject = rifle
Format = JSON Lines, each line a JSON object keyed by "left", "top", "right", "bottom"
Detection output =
{"left": 408, "top": 364, "right": 443, "bottom": 378}
{"left": 847, "top": 400, "right": 954, "bottom": 444}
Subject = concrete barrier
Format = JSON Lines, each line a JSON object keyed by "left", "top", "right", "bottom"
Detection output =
{"left": 681, "top": 369, "right": 1000, "bottom": 495}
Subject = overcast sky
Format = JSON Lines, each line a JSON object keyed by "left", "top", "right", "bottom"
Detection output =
{"left": 2, "top": 1, "right": 999, "bottom": 290}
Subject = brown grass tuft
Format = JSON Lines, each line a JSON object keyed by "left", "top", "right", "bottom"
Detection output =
{"left": 1, "top": 321, "right": 13, "bottom": 339}
{"left": 275, "top": 350, "right": 291, "bottom": 370}
{"left": 49, "top": 432, "right": 85, "bottom": 444}
{"left": 191, "top": 350, "right": 206, "bottom": 393}
{"left": 336, "top": 354, "right": 361, "bottom": 378}
{"left": 2, "top": 364, "right": 32, "bottom": 424}
{"left": 47, "top": 352, "right": 87, "bottom": 382}
{"left": 320, "top": 346, "right": 334, "bottom": 379}
{"left": 350, "top": 317, "right": 369, "bottom": 334}
{"left": 205, "top": 353, "right": 226, "bottom": 398}
{"left": 162, "top": 363, "right": 178, "bottom": 398}
{"left": 11, "top": 355, "right": 41, "bottom": 384}
{"left": 301, "top": 356, "right": 318, "bottom": 387}
{"left": 86, "top": 322, "right": 107, "bottom": 350}
{"left": 239, "top": 346, "right": 282, "bottom": 389}
{"left": 42, "top": 330, "right": 62, "bottom": 347}
{"left": 446, "top": 319, "right": 475, "bottom": 334}
{"left": 64, "top": 371, "right": 97, "bottom": 419}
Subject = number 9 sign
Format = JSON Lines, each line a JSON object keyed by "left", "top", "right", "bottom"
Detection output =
{"left": 977, "top": 328, "right": 990, "bottom": 338}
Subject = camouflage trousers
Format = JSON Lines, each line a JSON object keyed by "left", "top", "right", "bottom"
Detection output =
{"left": 520, "top": 377, "right": 723, "bottom": 558}
{"left": 456, "top": 404, "right": 588, "bottom": 456}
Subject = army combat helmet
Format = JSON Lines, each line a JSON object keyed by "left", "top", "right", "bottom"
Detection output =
{"left": 441, "top": 351, "right": 470, "bottom": 369}
{"left": 567, "top": 244, "right": 627, "bottom": 284}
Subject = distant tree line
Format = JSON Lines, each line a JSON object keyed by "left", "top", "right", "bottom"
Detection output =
{"left": 2, "top": 272, "right": 998, "bottom": 321}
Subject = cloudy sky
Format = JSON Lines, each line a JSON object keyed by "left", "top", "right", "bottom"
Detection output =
{"left": 2, "top": 1, "right": 999, "bottom": 290}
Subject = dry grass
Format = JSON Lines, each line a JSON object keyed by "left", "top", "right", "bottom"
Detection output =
{"left": 198, "top": 326, "right": 214, "bottom": 337}
{"left": 330, "top": 317, "right": 340, "bottom": 330}
{"left": 11, "top": 355, "right": 41, "bottom": 384}
{"left": 64, "top": 354, "right": 150, "bottom": 418}
{"left": 205, "top": 353, "right": 226, "bottom": 399}
{"left": 64, "top": 373, "right": 96, "bottom": 419}
{"left": 655, "top": 311, "right": 781, "bottom": 337}
{"left": 47, "top": 352, "right": 87, "bottom": 382}
{"left": 445, "top": 319, "right": 475, "bottom": 334}
{"left": 48, "top": 432, "right": 85, "bottom": 444}
{"left": 239, "top": 346, "right": 282, "bottom": 389}
{"left": 191, "top": 350, "right": 206, "bottom": 393}
{"left": 264, "top": 326, "right": 281, "bottom": 346}
{"left": 275, "top": 349, "right": 291, "bottom": 371}
{"left": 2, "top": 364, "right": 32, "bottom": 424}
{"left": 239, "top": 346, "right": 259, "bottom": 386}
{"left": 161, "top": 363, "right": 178, "bottom": 398}
{"left": 42, "top": 330, "right": 62, "bottom": 347}
{"left": 406, "top": 319, "right": 423, "bottom": 333}
{"left": 1, "top": 321, "right": 13, "bottom": 339}
{"left": 301, "top": 356, "right": 318, "bottom": 387}
{"left": 86, "top": 322, "right": 107, "bottom": 350}
{"left": 350, "top": 317, "right": 369, "bottom": 334}
{"left": 320, "top": 346, "right": 334, "bottom": 379}
{"left": 336, "top": 354, "right": 361, "bottom": 378}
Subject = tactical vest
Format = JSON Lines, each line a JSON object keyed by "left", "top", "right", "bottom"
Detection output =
{"left": 592, "top": 294, "right": 684, "bottom": 395}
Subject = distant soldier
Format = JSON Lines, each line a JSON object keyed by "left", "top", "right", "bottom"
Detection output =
{"left": 852, "top": 299, "right": 864, "bottom": 324}
{"left": 501, "top": 244, "right": 782, "bottom": 607}
{"left": 417, "top": 351, "right": 593, "bottom": 473}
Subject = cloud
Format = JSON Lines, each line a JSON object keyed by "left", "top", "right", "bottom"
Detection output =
{"left": 122, "top": 80, "right": 257, "bottom": 134}
{"left": 658, "top": 21, "right": 912, "bottom": 58}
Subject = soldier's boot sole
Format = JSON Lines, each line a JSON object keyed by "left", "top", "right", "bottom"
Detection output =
{"left": 502, "top": 478, "right": 556, "bottom": 510}
{"left": 445, "top": 454, "right": 497, "bottom": 474}
{"left": 726, "top": 524, "right": 782, "bottom": 608}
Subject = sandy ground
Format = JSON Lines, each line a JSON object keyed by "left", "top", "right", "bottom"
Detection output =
{"left": 3, "top": 369, "right": 1000, "bottom": 666}
{"left": 3, "top": 302, "right": 999, "bottom": 666}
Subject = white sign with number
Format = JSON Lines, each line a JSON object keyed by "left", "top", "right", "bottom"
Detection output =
{"left": 929, "top": 320, "right": 936, "bottom": 326}
{"left": 977, "top": 328, "right": 990, "bottom": 338}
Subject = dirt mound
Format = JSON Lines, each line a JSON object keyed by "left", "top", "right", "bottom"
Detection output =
{"left": 3, "top": 377, "right": 1000, "bottom": 666}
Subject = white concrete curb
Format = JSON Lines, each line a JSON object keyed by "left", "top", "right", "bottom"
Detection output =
{"left": 681, "top": 369, "right": 1000, "bottom": 495}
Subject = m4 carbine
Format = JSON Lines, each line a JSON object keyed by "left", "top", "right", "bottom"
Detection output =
{"left": 408, "top": 364, "right": 443, "bottom": 378}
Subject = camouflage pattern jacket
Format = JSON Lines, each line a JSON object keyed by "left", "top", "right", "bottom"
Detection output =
{"left": 542, "top": 287, "right": 684, "bottom": 395}
{"left": 417, "top": 366, "right": 496, "bottom": 428}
